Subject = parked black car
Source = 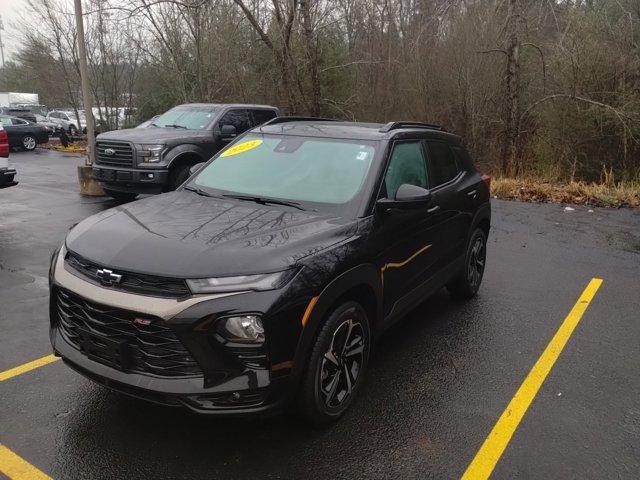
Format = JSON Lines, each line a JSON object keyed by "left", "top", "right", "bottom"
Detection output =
{"left": 0, "top": 115, "right": 49, "bottom": 151}
{"left": 49, "top": 118, "right": 491, "bottom": 423}
{"left": 92, "top": 103, "right": 280, "bottom": 201}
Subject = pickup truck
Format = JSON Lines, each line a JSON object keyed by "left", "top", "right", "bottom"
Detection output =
{"left": 92, "top": 103, "right": 280, "bottom": 201}
{"left": 0, "top": 124, "right": 16, "bottom": 188}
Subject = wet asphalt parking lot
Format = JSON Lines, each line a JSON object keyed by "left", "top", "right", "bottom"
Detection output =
{"left": 1, "top": 149, "right": 639, "bottom": 479}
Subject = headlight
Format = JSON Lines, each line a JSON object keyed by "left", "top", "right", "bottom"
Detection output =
{"left": 136, "top": 143, "right": 165, "bottom": 163}
{"left": 186, "top": 270, "right": 295, "bottom": 294}
{"left": 218, "top": 315, "right": 264, "bottom": 343}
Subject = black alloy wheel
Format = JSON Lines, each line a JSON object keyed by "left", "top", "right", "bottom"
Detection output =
{"left": 298, "top": 301, "right": 370, "bottom": 424}
{"left": 447, "top": 228, "right": 487, "bottom": 298}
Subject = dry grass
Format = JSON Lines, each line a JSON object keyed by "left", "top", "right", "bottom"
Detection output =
{"left": 491, "top": 177, "right": 640, "bottom": 208}
{"left": 51, "top": 141, "right": 87, "bottom": 154}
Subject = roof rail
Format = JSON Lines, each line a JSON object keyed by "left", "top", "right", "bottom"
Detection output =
{"left": 379, "top": 121, "right": 444, "bottom": 133}
{"left": 261, "top": 116, "right": 337, "bottom": 127}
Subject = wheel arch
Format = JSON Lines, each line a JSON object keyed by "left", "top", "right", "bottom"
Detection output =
{"left": 288, "top": 264, "right": 382, "bottom": 391}
{"left": 470, "top": 202, "right": 491, "bottom": 241}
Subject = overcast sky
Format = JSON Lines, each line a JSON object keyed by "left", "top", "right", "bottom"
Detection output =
{"left": 0, "top": 0, "right": 29, "bottom": 62}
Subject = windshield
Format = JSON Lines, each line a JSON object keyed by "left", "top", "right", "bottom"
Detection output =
{"left": 154, "top": 106, "right": 218, "bottom": 130}
{"left": 192, "top": 134, "right": 376, "bottom": 209}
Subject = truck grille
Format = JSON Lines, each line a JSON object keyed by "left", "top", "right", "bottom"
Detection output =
{"left": 56, "top": 288, "right": 202, "bottom": 378}
{"left": 96, "top": 141, "right": 134, "bottom": 167}
{"left": 66, "top": 251, "right": 191, "bottom": 298}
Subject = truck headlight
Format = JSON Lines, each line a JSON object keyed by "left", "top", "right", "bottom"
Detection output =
{"left": 186, "top": 270, "right": 296, "bottom": 294}
{"left": 136, "top": 144, "right": 164, "bottom": 163}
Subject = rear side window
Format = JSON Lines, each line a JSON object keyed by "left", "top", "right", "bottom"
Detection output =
{"left": 219, "top": 109, "right": 251, "bottom": 134}
{"left": 383, "top": 142, "right": 428, "bottom": 199}
{"left": 252, "top": 109, "right": 277, "bottom": 126}
{"left": 0, "top": 117, "right": 13, "bottom": 126}
{"left": 427, "top": 141, "right": 459, "bottom": 187}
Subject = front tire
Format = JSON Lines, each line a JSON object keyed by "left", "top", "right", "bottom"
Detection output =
{"left": 168, "top": 164, "right": 191, "bottom": 190}
{"left": 297, "top": 301, "right": 371, "bottom": 424}
{"left": 22, "top": 135, "right": 37, "bottom": 151}
{"left": 103, "top": 188, "right": 138, "bottom": 203}
{"left": 447, "top": 228, "right": 487, "bottom": 299}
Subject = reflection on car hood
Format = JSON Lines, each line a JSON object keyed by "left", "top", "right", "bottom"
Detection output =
{"left": 96, "top": 127, "right": 210, "bottom": 143}
{"left": 66, "top": 190, "right": 358, "bottom": 278}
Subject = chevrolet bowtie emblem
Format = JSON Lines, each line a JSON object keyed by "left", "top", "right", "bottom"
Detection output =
{"left": 96, "top": 268, "right": 122, "bottom": 286}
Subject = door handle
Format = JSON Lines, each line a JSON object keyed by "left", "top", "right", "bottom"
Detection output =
{"left": 467, "top": 189, "right": 478, "bottom": 198}
{"left": 427, "top": 205, "right": 440, "bottom": 213}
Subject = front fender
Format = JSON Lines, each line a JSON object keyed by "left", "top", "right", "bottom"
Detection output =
{"left": 165, "top": 144, "right": 207, "bottom": 166}
{"left": 288, "top": 263, "right": 382, "bottom": 391}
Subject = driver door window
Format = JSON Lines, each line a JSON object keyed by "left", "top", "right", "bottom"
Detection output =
{"left": 218, "top": 110, "right": 251, "bottom": 135}
{"left": 383, "top": 141, "right": 428, "bottom": 199}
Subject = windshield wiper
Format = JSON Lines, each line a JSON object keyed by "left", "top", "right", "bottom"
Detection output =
{"left": 184, "top": 185, "right": 218, "bottom": 197}
{"left": 222, "top": 194, "right": 313, "bottom": 211}
{"left": 164, "top": 123, "right": 187, "bottom": 129}
{"left": 149, "top": 122, "right": 159, "bottom": 127}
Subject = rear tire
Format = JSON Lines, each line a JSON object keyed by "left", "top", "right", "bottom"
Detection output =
{"left": 22, "top": 135, "right": 37, "bottom": 151}
{"left": 297, "top": 301, "right": 371, "bottom": 425}
{"left": 103, "top": 188, "right": 138, "bottom": 203}
{"left": 447, "top": 228, "right": 487, "bottom": 299}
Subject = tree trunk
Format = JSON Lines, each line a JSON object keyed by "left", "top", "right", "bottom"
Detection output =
{"left": 501, "top": 0, "right": 521, "bottom": 176}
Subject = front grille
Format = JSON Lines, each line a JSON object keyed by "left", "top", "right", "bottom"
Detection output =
{"left": 96, "top": 141, "right": 134, "bottom": 167}
{"left": 56, "top": 288, "right": 202, "bottom": 378}
{"left": 66, "top": 251, "right": 191, "bottom": 298}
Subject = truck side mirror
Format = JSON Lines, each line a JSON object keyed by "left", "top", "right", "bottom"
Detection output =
{"left": 220, "top": 125, "right": 237, "bottom": 139}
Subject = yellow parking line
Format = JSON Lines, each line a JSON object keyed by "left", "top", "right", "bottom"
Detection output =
{"left": 0, "top": 444, "right": 51, "bottom": 480}
{"left": 462, "top": 277, "right": 603, "bottom": 480}
{"left": 0, "top": 355, "right": 60, "bottom": 382}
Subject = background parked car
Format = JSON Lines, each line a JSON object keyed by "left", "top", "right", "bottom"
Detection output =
{"left": 34, "top": 114, "right": 61, "bottom": 136}
{"left": 0, "top": 107, "right": 37, "bottom": 123}
{"left": 46, "top": 110, "right": 86, "bottom": 135}
{"left": 0, "top": 123, "right": 16, "bottom": 188}
{"left": 0, "top": 115, "right": 49, "bottom": 151}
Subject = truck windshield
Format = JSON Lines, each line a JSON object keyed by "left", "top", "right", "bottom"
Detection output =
{"left": 192, "top": 134, "right": 376, "bottom": 207}
{"left": 154, "top": 106, "right": 218, "bottom": 130}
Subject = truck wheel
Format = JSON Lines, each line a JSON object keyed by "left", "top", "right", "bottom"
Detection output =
{"left": 447, "top": 228, "right": 487, "bottom": 299}
{"left": 69, "top": 125, "right": 78, "bottom": 136}
{"left": 169, "top": 164, "right": 191, "bottom": 190}
{"left": 22, "top": 135, "right": 37, "bottom": 151}
{"left": 296, "top": 301, "right": 371, "bottom": 424}
{"left": 103, "top": 188, "right": 138, "bottom": 203}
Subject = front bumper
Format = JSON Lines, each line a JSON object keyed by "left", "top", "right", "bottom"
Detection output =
{"left": 49, "top": 247, "right": 303, "bottom": 416}
{"left": 93, "top": 165, "right": 169, "bottom": 193}
{"left": 0, "top": 168, "right": 17, "bottom": 188}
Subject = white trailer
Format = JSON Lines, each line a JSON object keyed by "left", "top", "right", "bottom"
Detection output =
{"left": 0, "top": 92, "right": 40, "bottom": 107}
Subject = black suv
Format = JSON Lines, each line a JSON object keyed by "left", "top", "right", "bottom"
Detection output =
{"left": 93, "top": 103, "right": 279, "bottom": 201}
{"left": 49, "top": 118, "right": 490, "bottom": 423}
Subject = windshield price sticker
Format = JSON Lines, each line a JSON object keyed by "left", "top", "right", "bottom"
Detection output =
{"left": 220, "top": 139, "right": 263, "bottom": 157}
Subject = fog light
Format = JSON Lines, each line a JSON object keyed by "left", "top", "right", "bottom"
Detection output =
{"left": 220, "top": 315, "right": 264, "bottom": 343}
{"left": 147, "top": 173, "right": 154, "bottom": 179}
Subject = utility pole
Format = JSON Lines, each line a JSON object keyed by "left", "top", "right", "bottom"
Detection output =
{"left": 73, "top": 0, "right": 95, "bottom": 166}
{"left": 0, "top": 15, "right": 6, "bottom": 68}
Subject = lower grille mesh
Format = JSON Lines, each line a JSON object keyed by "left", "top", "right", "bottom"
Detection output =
{"left": 56, "top": 288, "right": 201, "bottom": 378}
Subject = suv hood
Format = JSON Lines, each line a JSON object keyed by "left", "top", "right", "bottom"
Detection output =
{"left": 97, "top": 127, "right": 210, "bottom": 144}
{"left": 66, "top": 191, "right": 358, "bottom": 278}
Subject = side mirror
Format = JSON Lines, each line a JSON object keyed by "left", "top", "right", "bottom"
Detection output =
{"left": 377, "top": 184, "right": 432, "bottom": 211}
{"left": 220, "top": 124, "right": 237, "bottom": 139}
{"left": 190, "top": 162, "right": 205, "bottom": 176}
